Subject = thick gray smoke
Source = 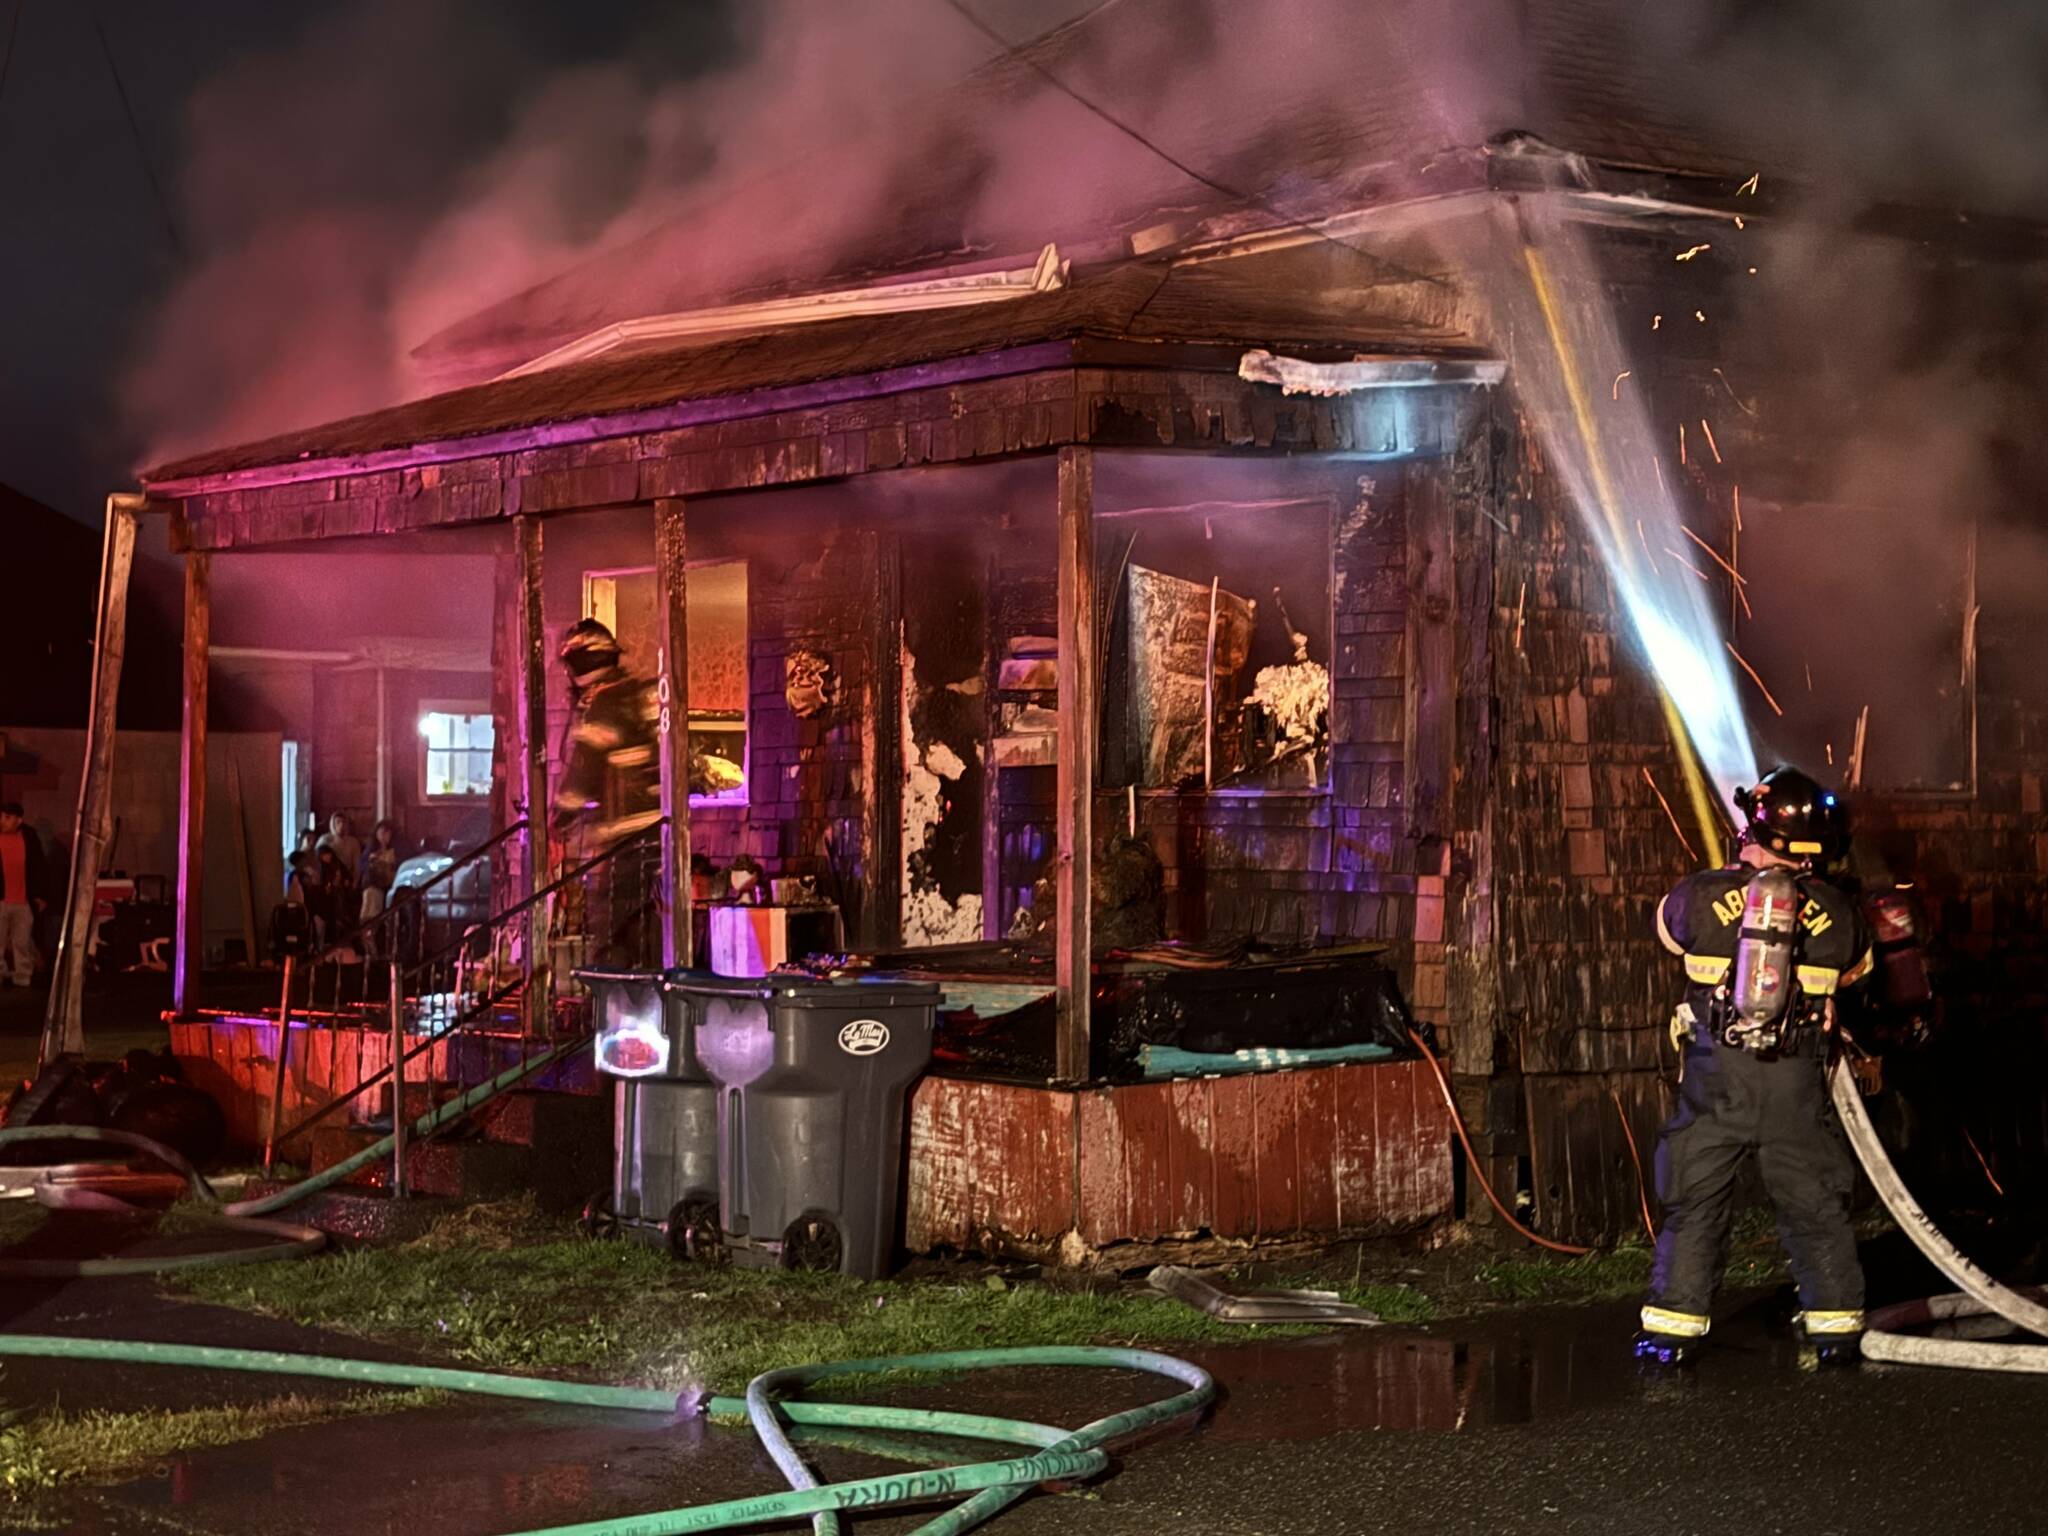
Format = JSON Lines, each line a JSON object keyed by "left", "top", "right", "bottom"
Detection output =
{"left": 124, "top": 0, "right": 2047, "bottom": 789}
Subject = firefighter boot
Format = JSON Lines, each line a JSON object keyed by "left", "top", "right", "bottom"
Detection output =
{"left": 1798, "top": 1315, "right": 1863, "bottom": 1369}
{"left": 1632, "top": 1330, "right": 1702, "bottom": 1368}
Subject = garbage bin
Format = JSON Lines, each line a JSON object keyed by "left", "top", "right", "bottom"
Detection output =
{"left": 578, "top": 968, "right": 721, "bottom": 1259}
{"left": 673, "top": 973, "right": 940, "bottom": 1279}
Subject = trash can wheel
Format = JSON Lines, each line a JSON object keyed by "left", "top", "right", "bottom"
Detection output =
{"left": 782, "top": 1212, "right": 844, "bottom": 1273}
{"left": 578, "top": 1190, "right": 620, "bottom": 1240}
{"left": 668, "top": 1197, "right": 726, "bottom": 1265}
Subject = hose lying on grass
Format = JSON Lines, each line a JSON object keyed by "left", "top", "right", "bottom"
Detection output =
{"left": 0, "top": 1332, "right": 1213, "bottom": 1536}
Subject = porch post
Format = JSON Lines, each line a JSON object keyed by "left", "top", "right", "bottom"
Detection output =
{"left": 173, "top": 550, "right": 210, "bottom": 1018}
{"left": 514, "top": 515, "right": 552, "bottom": 1031}
{"left": 42, "top": 493, "right": 143, "bottom": 1064}
{"left": 653, "top": 497, "right": 693, "bottom": 968}
{"left": 1054, "top": 447, "right": 1096, "bottom": 1084}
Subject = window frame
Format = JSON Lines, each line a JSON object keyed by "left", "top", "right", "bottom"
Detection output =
{"left": 581, "top": 558, "right": 751, "bottom": 808}
{"left": 417, "top": 701, "right": 495, "bottom": 803}
{"left": 1098, "top": 494, "right": 1337, "bottom": 799}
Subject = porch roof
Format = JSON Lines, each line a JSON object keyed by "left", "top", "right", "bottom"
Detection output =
{"left": 142, "top": 247, "right": 1483, "bottom": 492}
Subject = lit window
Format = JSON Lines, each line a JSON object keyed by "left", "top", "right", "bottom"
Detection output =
{"left": 419, "top": 708, "right": 494, "bottom": 799}
{"left": 582, "top": 560, "right": 749, "bottom": 804}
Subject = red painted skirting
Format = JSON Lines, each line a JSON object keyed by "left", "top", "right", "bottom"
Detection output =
{"left": 171, "top": 1016, "right": 597, "bottom": 1156}
{"left": 906, "top": 1058, "right": 1451, "bottom": 1261}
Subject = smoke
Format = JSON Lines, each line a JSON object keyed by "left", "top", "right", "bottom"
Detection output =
{"left": 121, "top": 0, "right": 2048, "bottom": 795}
{"left": 122, "top": 0, "right": 1519, "bottom": 465}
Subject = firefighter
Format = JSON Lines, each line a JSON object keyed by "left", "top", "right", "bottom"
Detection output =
{"left": 551, "top": 619, "right": 663, "bottom": 963}
{"left": 1634, "top": 766, "right": 1876, "bottom": 1368}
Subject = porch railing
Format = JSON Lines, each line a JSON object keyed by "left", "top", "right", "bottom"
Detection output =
{"left": 263, "top": 821, "right": 666, "bottom": 1176}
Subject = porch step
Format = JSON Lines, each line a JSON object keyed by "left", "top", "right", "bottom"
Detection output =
{"left": 237, "top": 1180, "right": 461, "bottom": 1245}
{"left": 311, "top": 1087, "right": 609, "bottom": 1212}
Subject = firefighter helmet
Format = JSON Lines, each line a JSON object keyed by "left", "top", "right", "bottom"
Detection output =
{"left": 558, "top": 619, "right": 622, "bottom": 678}
{"left": 1734, "top": 766, "right": 1847, "bottom": 864}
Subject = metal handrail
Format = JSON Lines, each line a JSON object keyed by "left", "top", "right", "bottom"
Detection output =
{"left": 309, "top": 818, "right": 529, "bottom": 966}
{"left": 405, "top": 818, "right": 666, "bottom": 976}
{"left": 267, "top": 824, "right": 659, "bottom": 1150}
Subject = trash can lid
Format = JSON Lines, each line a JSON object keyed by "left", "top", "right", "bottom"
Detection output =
{"left": 662, "top": 969, "right": 942, "bottom": 1008}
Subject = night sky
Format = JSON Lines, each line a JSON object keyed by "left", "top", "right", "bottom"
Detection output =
{"left": 0, "top": 2, "right": 731, "bottom": 523}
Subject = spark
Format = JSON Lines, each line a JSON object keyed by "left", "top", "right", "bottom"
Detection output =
{"left": 1826, "top": 741, "right": 1835, "bottom": 767}
{"left": 1700, "top": 418, "right": 1723, "bottom": 464}
{"left": 1679, "top": 423, "right": 1688, "bottom": 465}
{"left": 1652, "top": 456, "right": 1666, "bottom": 494}
{"left": 1732, "top": 484, "right": 1743, "bottom": 529}
{"left": 1681, "top": 525, "right": 1748, "bottom": 586}
{"left": 1725, "top": 642, "right": 1784, "bottom": 716}
{"left": 1665, "top": 546, "right": 1712, "bottom": 583}
{"left": 1849, "top": 706, "right": 1870, "bottom": 790}
{"left": 1612, "top": 369, "right": 1632, "bottom": 400}
{"left": 1738, "top": 172, "right": 1760, "bottom": 196}
{"left": 1636, "top": 517, "right": 1660, "bottom": 571}
{"left": 1694, "top": 309, "right": 1708, "bottom": 323}
{"left": 1514, "top": 579, "right": 1527, "bottom": 652}
{"left": 1652, "top": 313, "right": 1663, "bottom": 330}
{"left": 1748, "top": 267, "right": 1758, "bottom": 275}
{"left": 1676, "top": 243, "right": 1711, "bottom": 262}
{"left": 1734, "top": 214, "right": 1746, "bottom": 230}
{"left": 1964, "top": 1129, "right": 2006, "bottom": 1199}
{"left": 1643, "top": 767, "right": 1698, "bottom": 862}
{"left": 1804, "top": 657, "right": 1814, "bottom": 693}
{"left": 1711, "top": 368, "right": 1759, "bottom": 416}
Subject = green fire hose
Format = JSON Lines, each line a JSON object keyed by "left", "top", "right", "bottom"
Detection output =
{"left": 0, "top": 1107, "right": 1215, "bottom": 1531}
{"left": 0, "top": 1331, "right": 1213, "bottom": 1536}
{"left": 0, "top": 1036, "right": 585, "bottom": 1277}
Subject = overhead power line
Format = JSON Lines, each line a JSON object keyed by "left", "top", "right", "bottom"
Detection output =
{"left": 939, "top": 0, "right": 1447, "bottom": 292}
{"left": 93, "top": 10, "right": 183, "bottom": 256}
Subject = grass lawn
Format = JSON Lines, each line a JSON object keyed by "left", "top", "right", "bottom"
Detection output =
{"left": 168, "top": 1196, "right": 1845, "bottom": 1400}
{"left": 173, "top": 1199, "right": 1270, "bottom": 1397}
{"left": 0, "top": 1388, "right": 442, "bottom": 1507}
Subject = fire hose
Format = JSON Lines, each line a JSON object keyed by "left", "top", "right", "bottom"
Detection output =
{"left": 1828, "top": 1053, "right": 2048, "bottom": 1372}
{"left": 0, "top": 1331, "right": 1212, "bottom": 1535}
{"left": 0, "top": 1108, "right": 1214, "bottom": 1530}
{"left": 0, "top": 1036, "right": 586, "bottom": 1277}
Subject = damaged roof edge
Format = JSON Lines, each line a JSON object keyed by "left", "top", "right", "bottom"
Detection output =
{"left": 142, "top": 339, "right": 1083, "bottom": 499}
{"left": 142, "top": 339, "right": 1500, "bottom": 501}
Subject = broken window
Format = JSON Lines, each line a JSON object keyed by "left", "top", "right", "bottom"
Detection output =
{"left": 1101, "top": 498, "right": 1333, "bottom": 793}
{"left": 420, "top": 706, "right": 494, "bottom": 799}
{"left": 582, "top": 560, "right": 750, "bottom": 804}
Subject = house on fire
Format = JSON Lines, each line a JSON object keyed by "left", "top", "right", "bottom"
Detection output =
{"left": 90, "top": 4, "right": 2048, "bottom": 1252}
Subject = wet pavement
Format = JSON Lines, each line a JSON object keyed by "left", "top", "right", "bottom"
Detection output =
{"left": 9, "top": 1237, "right": 2048, "bottom": 1534}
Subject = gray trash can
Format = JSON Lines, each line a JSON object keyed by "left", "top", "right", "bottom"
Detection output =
{"left": 578, "top": 968, "right": 721, "bottom": 1259}
{"left": 674, "top": 973, "right": 939, "bottom": 1279}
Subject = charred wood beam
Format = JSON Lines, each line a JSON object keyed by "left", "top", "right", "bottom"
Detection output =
{"left": 1403, "top": 460, "right": 1456, "bottom": 847}
{"left": 513, "top": 515, "right": 552, "bottom": 1031}
{"left": 1055, "top": 446, "right": 1097, "bottom": 1084}
{"left": 173, "top": 551, "right": 210, "bottom": 1018}
{"left": 44, "top": 494, "right": 144, "bottom": 1064}
{"left": 653, "top": 498, "right": 693, "bottom": 968}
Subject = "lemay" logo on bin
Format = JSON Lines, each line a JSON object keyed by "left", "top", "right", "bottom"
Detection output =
{"left": 838, "top": 1018, "right": 891, "bottom": 1056}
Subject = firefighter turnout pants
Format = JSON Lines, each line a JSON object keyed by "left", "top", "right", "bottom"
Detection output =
{"left": 1642, "top": 1038, "right": 1865, "bottom": 1341}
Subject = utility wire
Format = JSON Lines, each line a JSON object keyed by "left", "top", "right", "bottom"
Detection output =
{"left": 940, "top": 0, "right": 1447, "bottom": 292}
{"left": 92, "top": 10, "right": 183, "bottom": 256}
